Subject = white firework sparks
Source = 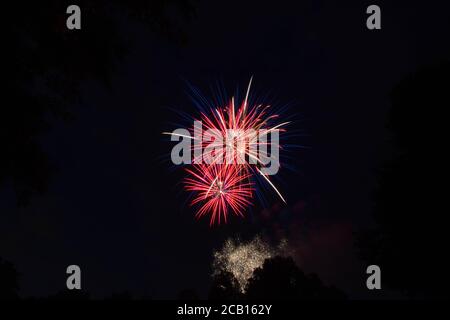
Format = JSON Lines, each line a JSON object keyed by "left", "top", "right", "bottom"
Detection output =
{"left": 212, "top": 236, "right": 288, "bottom": 292}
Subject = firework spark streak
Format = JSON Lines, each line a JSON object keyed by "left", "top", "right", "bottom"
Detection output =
{"left": 164, "top": 78, "right": 290, "bottom": 225}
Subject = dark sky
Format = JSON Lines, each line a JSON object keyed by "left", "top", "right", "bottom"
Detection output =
{"left": 1, "top": 0, "right": 449, "bottom": 299}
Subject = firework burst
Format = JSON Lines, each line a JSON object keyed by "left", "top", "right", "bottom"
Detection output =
{"left": 213, "top": 236, "right": 289, "bottom": 292}
{"left": 184, "top": 164, "right": 254, "bottom": 225}
{"left": 190, "top": 77, "right": 289, "bottom": 170}
{"left": 164, "top": 77, "right": 290, "bottom": 225}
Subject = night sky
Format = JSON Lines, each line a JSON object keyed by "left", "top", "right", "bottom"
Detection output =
{"left": 2, "top": 0, "right": 450, "bottom": 299}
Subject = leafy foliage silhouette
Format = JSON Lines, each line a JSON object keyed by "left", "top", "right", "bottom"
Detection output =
{"left": 208, "top": 271, "right": 243, "bottom": 300}
{"left": 3, "top": 0, "right": 196, "bottom": 206}
{"left": 208, "top": 256, "right": 345, "bottom": 300}
{"left": 0, "top": 257, "right": 20, "bottom": 300}
{"left": 245, "top": 256, "right": 346, "bottom": 300}
{"left": 357, "top": 61, "right": 450, "bottom": 298}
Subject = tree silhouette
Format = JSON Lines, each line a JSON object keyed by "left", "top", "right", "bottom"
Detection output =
{"left": 245, "top": 256, "right": 345, "bottom": 300}
{"left": 178, "top": 288, "right": 200, "bottom": 300}
{"left": 357, "top": 61, "right": 450, "bottom": 298}
{"left": 0, "top": 257, "right": 20, "bottom": 300}
{"left": 46, "top": 289, "right": 91, "bottom": 300}
{"left": 3, "top": 0, "right": 196, "bottom": 206}
{"left": 208, "top": 271, "right": 243, "bottom": 300}
{"left": 106, "top": 291, "right": 134, "bottom": 300}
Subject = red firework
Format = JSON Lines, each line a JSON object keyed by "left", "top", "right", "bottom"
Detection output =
{"left": 184, "top": 164, "right": 254, "bottom": 225}
{"left": 190, "top": 78, "right": 289, "bottom": 168}
{"left": 164, "top": 77, "right": 289, "bottom": 225}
